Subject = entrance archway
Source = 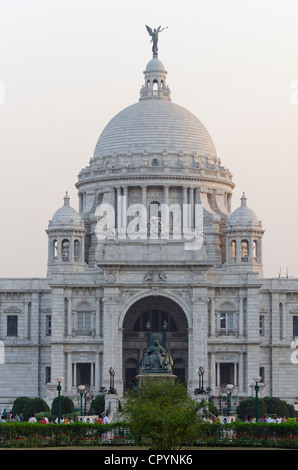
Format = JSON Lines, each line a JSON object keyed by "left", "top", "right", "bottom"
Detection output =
{"left": 122, "top": 296, "right": 188, "bottom": 389}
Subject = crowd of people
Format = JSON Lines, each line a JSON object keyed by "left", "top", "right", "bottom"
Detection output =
{"left": 245, "top": 415, "right": 290, "bottom": 423}
{"left": 0, "top": 408, "right": 110, "bottom": 424}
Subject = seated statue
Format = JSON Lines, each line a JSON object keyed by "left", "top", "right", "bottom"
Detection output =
{"left": 140, "top": 339, "right": 173, "bottom": 373}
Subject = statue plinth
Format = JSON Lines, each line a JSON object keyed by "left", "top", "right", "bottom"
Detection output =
{"left": 136, "top": 373, "right": 177, "bottom": 387}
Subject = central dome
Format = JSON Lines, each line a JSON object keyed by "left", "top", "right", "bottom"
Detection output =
{"left": 93, "top": 56, "right": 217, "bottom": 161}
{"left": 93, "top": 99, "right": 217, "bottom": 159}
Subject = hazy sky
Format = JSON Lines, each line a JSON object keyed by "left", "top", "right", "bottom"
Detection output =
{"left": 0, "top": 0, "right": 297, "bottom": 279}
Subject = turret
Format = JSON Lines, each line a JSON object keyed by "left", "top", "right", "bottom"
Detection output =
{"left": 225, "top": 193, "right": 264, "bottom": 276}
{"left": 46, "top": 192, "right": 86, "bottom": 277}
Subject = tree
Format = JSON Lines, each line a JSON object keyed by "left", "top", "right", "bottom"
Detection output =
{"left": 51, "top": 395, "right": 74, "bottom": 417}
{"left": 91, "top": 388, "right": 107, "bottom": 416}
{"left": 236, "top": 397, "right": 266, "bottom": 421}
{"left": 23, "top": 398, "right": 50, "bottom": 421}
{"left": 12, "top": 396, "right": 31, "bottom": 416}
{"left": 262, "top": 396, "right": 289, "bottom": 418}
{"left": 122, "top": 379, "right": 206, "bottom": 450}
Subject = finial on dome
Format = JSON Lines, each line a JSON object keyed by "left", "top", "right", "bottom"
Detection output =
{"left": 63, "top": 191, "right": 70, "bottom": 206}
{"left": 241, "top": 192, "right": 247, "bottom": 206}
{"left": 145, "top": 25, "right": 168, "bottom": 58}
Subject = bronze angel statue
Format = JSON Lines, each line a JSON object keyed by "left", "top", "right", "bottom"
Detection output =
{"left": 145, "top": 25, "right": 167, "bottom": 56}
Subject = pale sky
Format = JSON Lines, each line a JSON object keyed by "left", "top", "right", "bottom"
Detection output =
{"left": 0, "top": 0, "right": 297, "bottom": 279}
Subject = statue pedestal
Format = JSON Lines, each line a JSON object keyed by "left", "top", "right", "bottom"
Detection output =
{"left": 136, "top": 373, "right": 177, "bottom": 386}
{"left": 105, "top": 393, "right": 119, "bottom": 415}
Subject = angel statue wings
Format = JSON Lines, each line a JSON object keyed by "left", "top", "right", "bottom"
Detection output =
{"left": 145, "top": 25, "right": 167, "bottom": 56}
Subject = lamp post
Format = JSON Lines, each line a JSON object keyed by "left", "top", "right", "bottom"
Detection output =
{"left": 55, "top": 377, "right": 64, "bottom": 424}
{"left": 253, "top": 376, "right": 262, "bottom": 422}
{"left": 90, "top": 390, "right": 94, "bottom": 414}
{"left": 84, "top": 389, "right": 88, "bottom": 415}
{"left": 226, "top": 384, "right": 234, "bottom": 416}
{"left": 78, "top": 385, "right": 85, "bottom": 416}
{"left": 198, "top": 366, "right": 205, "bottom": 394}
{"left": 108, "top": 367, "right": 116, "bottom": 394}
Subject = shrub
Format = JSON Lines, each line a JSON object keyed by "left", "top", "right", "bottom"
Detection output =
{"left": 11, "top": 397, "right": 31, "bottom": 416}
{"left": 236, "top": 397, "right": 267, "bottom": 421}
{"left": 51, "top": 396, "right": 74, "bottom": 417}
{"left": 22, "top": 398, "right": 50, "bottom": 421}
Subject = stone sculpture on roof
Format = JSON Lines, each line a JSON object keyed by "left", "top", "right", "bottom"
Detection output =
{"left": 145, "top": 25, "right": 167, "bottom": 56}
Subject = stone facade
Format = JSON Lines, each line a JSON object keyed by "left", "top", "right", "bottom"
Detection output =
{"left": 1, "top": 45, "right": 298, "bottom": 413}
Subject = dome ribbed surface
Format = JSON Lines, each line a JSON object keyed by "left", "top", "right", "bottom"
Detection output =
{"left": 93, "top": 99, "right": 217, "bottom": 158}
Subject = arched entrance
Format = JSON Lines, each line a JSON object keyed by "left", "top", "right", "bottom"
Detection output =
{"left": 122, "top": 296, "right": 188, "bottom": 389}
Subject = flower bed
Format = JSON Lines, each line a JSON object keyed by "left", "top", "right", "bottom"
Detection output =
{"left": 0, "top": 422, "right": 133, "bottom": 448}
{"left": 1, "top": 421, "right": 298, "bottom": 449}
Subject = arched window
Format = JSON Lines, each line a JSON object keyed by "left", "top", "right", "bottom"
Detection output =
{"left": 62, "top": 239, "right": 70, "bottom": 261}
{"left": 241, "top": 240, "right": 249, "bottom": 262}
{"left": 148, "top": 201, "right": 161, "bottom": 237}
{"left": 230, "top": 240, "right": 236, "bottom": 262}
{"left": 153, "top": 79, "right": 158, "bottom": 94}
{"left": 253, "top": 240, "right": 258, "bottom": 261}
{"left": 146, "top": 80, "right": 151, "bottom": 89}
{"left": 74, "top": 239, "right": 80, "bottom": 262}
{"left": 52, "top": 240, "right": 58, "bottom": 260}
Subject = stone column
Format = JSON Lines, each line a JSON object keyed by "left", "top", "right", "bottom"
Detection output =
{"left": 209, "top": 297, "right": 215, "bottom": 337}
{"left": 102, "top": 290, "right": 122, "bottom": 394}
{"left": 67, "top": 351, "right": 72, "bottom": 393}
{"left": 238, "top": 353, "right": 244, "bottom": 393}
{"left": 239, "top": 296, "right": 244, "bottom": 337}
{"left": 95, "top": 296, "right": 101, "bottom": 337}
{"left": 210, "top": 352, "right": 216, "bottom": 390}
{"left": 116, "top": 187, "right": 121, "bottom": 230}
{"left": 189, "top": 187, "right": 194, "bottom": 229}
{"left": 281, "top": 302, "right": 287, "bottom": 340}
{"left": 67, "top": 297, "right": 72, "bottom": 336}
{"left": 189, "top": 289, "right": 208, "bottom": 391}
{"left": 24, "top": 301, "right": 29, "bottom": 339}
{"left": 95, "top": 352, "right": 100, "bottom": 393}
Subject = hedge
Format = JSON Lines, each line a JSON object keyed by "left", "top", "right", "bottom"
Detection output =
{"left": 1, "top": 421, "right": 298, "bottom": 448}
{"left": 0, "top": 422, "right": 132, "bottom": 448}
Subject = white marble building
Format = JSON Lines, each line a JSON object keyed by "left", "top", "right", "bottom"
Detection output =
{"left": 1, "top": 42, "right": 298, "bottom": 411}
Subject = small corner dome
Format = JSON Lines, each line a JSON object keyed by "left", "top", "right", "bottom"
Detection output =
{"left": 49, "top": 192, "right": 83, "bottom": 227}
{"left": 229, "top": 193, "right": 260, "bottom": 226}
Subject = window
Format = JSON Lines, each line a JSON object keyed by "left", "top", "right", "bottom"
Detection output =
{"left": 74, "top": 240, "right": 80, "bottom": 262}
{"left": 259, "top": 315, "right": 265, "bottom": 336}
{"left": 241, "top": 240, "right": 249, "bottom": 262}
{"left": 293, "top": 316, "right": 298, "bottom": 339}
{"left": 45, "top": 366, "right": 51, "bottom": 384}
{"left": 230, "top": 240, "right": 236, "bottom": 262}
{"left": 62, "top": 239, "right": 70, "bottom": 261}
{"left": 253, "top": 240, "right": 258, "bottom": 261}
{"left": 52, "top": 240, "right": 58, "bottom": 260}
{"left": 259, "top": 367, "right": 265, "bottom": 384}
{"left": 218, "top": 303, "right": 236, "bottom": 336}
{"left": 46, "top": 315, "right": 52, "bottom": 336}
{"left": 77, "top": 312, "right": 92, "bottom": 336}
{"left": 7, "top": 315, "right": 18, "bottom": 336}
{"left": 148, "top": 201, "right": 161, "bottom": 237}
{"left": 220, "top": 312, "right": 234, "bottom": 331}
